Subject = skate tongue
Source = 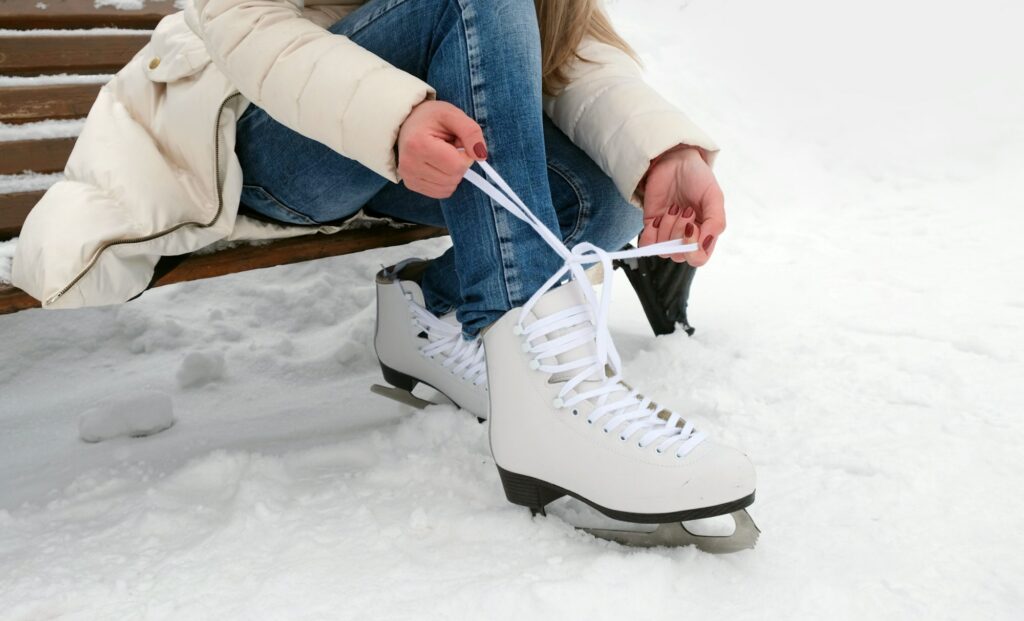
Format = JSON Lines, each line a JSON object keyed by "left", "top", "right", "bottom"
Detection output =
{"left": 528, "top": 283, "right": 605, "bottom": 386}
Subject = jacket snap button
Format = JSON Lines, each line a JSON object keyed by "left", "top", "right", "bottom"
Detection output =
{"left": 148, "top": 57, "right": 161, "bottom": 70}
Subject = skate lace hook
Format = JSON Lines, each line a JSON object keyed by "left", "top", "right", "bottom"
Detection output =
{"left": 463, "top": 162, "right": 705, "bottom": 455}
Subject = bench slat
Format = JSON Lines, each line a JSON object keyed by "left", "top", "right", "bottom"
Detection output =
{"left": 0, "top": 138, "right": 76, "bottom": 175}
{"left": 0, "top": 35, "right": 148, "bottom": 76}
{"left": 0, "top": 83, "right": 101, "bottom": 124}
{"left": 0, "top": 0, "right": 174, "bottom": 30}
{"left": 0, "top": 191, "right": 41, "bottom": 240}
{"left": 0, "top": 225, "right": 447, "bottom": 315}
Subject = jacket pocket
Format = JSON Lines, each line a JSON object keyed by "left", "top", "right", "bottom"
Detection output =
{"left": 142, "top": 11, "right": 213, "bottom": 83}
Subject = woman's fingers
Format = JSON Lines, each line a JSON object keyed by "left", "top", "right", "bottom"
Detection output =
{"left": 441, "top": 105, "right": 488, "bottom": 160}
{"left": 407, "top": 176, "right": 458, "bottom": 199}
{"left": 402, "top": 141, "right": 474, "bottom": 198}
{"left": 655, "top": 203, "right": 683, "bottom": 255}
{"left": 695, "top": 182, "right": 726, "bottom": 253}
{"left": 667, "top": 205, "right": 697, "bottom": 263}
{"left": 682, "top": 221, "right": 705, "bottom": 265}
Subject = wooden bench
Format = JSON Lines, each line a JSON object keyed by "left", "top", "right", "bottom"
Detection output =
{"left": 0, "top": 0, "right": 444, "bottom": 315}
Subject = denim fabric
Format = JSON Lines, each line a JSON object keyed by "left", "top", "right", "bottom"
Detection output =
{"left": 234, "top": 0, "right": 642, "bottom": 336}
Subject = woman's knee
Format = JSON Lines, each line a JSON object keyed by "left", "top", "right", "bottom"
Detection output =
{"left": 549, "top": 163, "right": 643, "bottom": 251}
{"left": 449, "top": 0, "right": 540, "bottom": 50}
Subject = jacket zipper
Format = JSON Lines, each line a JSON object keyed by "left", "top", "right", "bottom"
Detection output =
{"left": 45, "top": 92, "right": 244, "bottom": 306}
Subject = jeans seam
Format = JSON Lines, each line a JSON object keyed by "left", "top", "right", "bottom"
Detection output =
{"left": 338, "top": 0, "right": 418, "bottom": 38}
{"left": 241, "top": 184, "right": 320, "bottom": 226}
{"left": 546, "top": 162, "right": 590, "bottom": 247}
{"left": 455, "top": 0, "right": 515, "bottom": 309}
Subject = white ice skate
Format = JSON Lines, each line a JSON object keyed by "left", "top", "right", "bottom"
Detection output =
{"left": 372, "top": 259, "right": 489, "bottom": 419}
{"left": 465, "top": 162, "right": 759, "bottom": 553}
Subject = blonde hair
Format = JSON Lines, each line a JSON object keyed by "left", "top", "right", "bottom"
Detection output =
{"left": 535, "top": 0, "right": 638, "bottom": 96}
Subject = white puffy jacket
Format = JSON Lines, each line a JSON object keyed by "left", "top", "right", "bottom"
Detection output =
{"left": 12, "top": 0, "right": 718, "bottom": 309}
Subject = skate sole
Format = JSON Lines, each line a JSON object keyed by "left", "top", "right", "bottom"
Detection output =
{"left": 497, "top": 465, "right": 755, "bottom": 524}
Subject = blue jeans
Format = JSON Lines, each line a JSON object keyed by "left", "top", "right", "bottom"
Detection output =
{"left": 234, "top": 0, "right": 642, "bottom": 336}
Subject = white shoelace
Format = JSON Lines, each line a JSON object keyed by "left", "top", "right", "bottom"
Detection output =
{"left": 463, "top": 161, "right": 707, "bottom": 458}
{"left": 405, "top": 292, "right": 488, "bottom": 387}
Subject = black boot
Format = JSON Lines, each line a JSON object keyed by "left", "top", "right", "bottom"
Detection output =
{"left": 615, "top": 250, "right": 697, "bottom": 336}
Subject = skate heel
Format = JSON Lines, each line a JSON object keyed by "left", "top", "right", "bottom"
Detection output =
{"left": 379, "top": 362, "right": 418, "bottom": 392}
{"left": 497, "top": 466, "right": 564, "bottom": 515}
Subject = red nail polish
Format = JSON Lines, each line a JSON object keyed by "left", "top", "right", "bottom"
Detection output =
{"left": 668, "top": 204, "right": 680, "bottom": 216}
{"left": 703, "top": 236, "right": 714, "bottom": 251}
{"left": 683, "top": 206, "right": 694, "bottom": 219}
{"left": 684, "top": 223, "right": 694, "bottom": 237}
{"left": 653, "top": 216, "right": 662, "bottom": 228}
{"left": 474, "top": 142, "right": 488, "bottom": 159}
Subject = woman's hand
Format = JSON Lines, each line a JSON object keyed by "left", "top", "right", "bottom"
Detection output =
{"left": 397, "top": 100, "right": 488, "bottom": 199}
{"left": 639, "top": 146, "right": 725, "bottom": 267}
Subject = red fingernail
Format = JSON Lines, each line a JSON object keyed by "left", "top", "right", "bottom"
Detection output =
{"left": 703, "top": 236, "right": 714, "bottom": 251}
{"left": 684, "top": 223, "right": 694, "bottom": 237}
{"left": 653, "top": 216, "right": 662, "bottom": 228}
{"left": 683, "top": 206, "right": 694, "bottom": 219}
{"left": 668, "top": 204, "right": 680, "bottom": 216}
{"left": 474, "top": 142, "right": 488, "bottom": 159}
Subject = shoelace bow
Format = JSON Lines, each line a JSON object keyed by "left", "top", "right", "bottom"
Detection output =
{"left": 463, "top": 161, "right": 707, "bottom": 457}
{"left": 406, "top": 295, "right": 487, "bottom": 386}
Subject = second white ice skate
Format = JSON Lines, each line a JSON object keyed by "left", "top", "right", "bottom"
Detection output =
{"left": 373, "top": 260, "right": 489, "bottom": 419}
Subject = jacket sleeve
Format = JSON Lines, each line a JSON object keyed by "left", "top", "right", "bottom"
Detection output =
{"left": 543, "top": 38, "right": 719, "bottom": 205}
{"left": 187, "top": 0, "right": 434, "bottom": 182}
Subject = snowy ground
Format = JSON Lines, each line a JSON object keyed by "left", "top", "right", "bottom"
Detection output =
{"left": 2, "top": 0, "right": 1023, "bottom": 619}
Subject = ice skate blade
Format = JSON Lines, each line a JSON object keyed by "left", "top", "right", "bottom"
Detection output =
{"left": 370, "top": 384, "right": 436, "bottom": 410}
{"left": 582, "top": 509, "right": 759, "bottom": 553}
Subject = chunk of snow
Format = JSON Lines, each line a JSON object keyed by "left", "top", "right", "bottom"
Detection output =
{"left": 94, "top": 0, "right": 146, "bottom": 9}
{"left": 0, "top": 172, "right": 63, "bottom": 193}
{"left": 0, "top": 74, "right": 111, "bottom": 87}
{"left": 176, "top": 351, "right": 226, "bottom": 388}
{"left": 0, "top": 119, "right": 85, "bottom": 142}
{"left": 78, "top": 392, "right": 175, "bottom": 443}
{"left": 0, "top": 239, "right": 15, "bottom": 285}
{"left": 0, "top": 28, "right": 152, "bottom": 36}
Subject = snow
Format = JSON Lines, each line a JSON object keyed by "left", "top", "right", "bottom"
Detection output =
{"left": 0, "top": 239, "right": 14, "bottom": 284}
{"left": 0, "top": 28, "right": 151, "bottom": 37}
{"left": 0, "top": 172, "right": 62, "bottom": 193}
{"left": 0, "top": 119, "right": 86, "bottom": 142}
{"left": 0, "top": 74, "right": 112, "bottom": 86}
{"left": 176, "top": 351, "right": 226, "bottom": 388}
{"left": 78, "top": 392, "right": 176, "bottom": 443}
{"left": 1, "top": 0, "right": 1022, "bottom": 619}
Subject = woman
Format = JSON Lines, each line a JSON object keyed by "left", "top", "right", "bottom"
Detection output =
{"left": 13, "top": 0, "right": 755, "bottom": 545}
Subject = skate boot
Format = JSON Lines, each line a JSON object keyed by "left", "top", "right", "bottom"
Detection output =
{"left": 373, "top": 259, "right": 489, "bottom": 419}
{"left": 465, "top": 161, "right": 758, "bottom": 552}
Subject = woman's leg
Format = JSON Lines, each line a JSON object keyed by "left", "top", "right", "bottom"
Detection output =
{"left": 236, "top": 0, "right": 564, "bottom": 336}
{"left": 365, "top": 115, "right": 643, "bottom": 317}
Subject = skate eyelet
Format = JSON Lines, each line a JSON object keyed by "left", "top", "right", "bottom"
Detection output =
{"left": 571, "top": 409, "right": 579, "bottom": 416}
{"left": 619, "top": 435, "right": 627, "bottom": 442}
{"left": 655, "top": 448, "right": 663, "bottom": 454}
